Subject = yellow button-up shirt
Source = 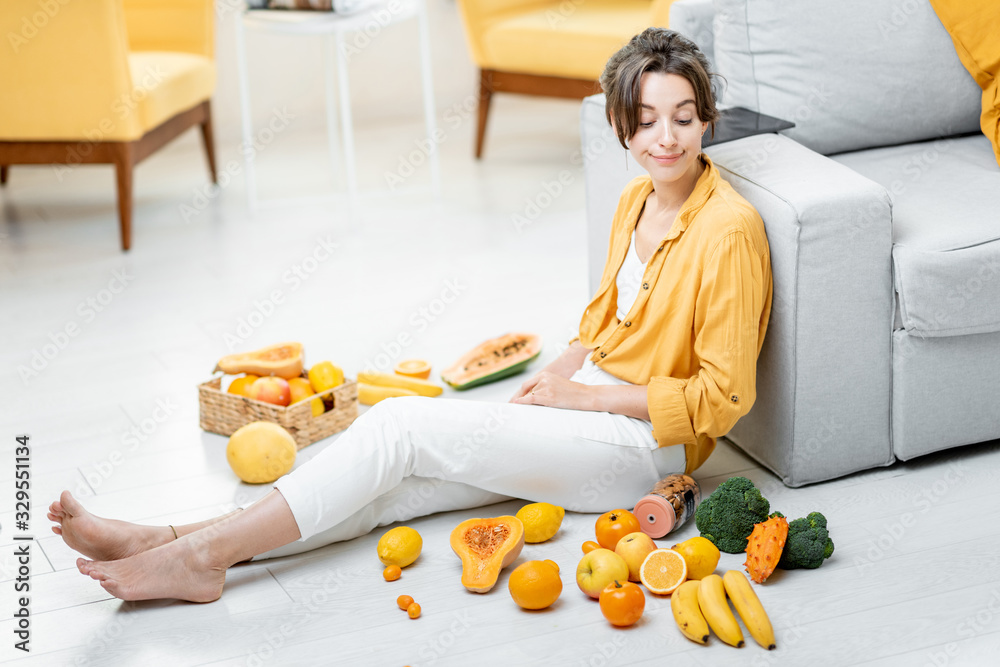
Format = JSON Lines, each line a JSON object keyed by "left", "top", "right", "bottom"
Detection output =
{"left": 577, "top": 155, "right": 772, "bottom": 473}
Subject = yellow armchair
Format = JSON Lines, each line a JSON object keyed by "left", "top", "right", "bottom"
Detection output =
{"left": 0, "top": 0, "right": 217, "bottom": 250}
{"left": 456, "top": 0, "right": 675, "bottom": 157}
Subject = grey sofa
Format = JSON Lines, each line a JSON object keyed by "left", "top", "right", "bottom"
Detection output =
{"left": 581, "top": 0, "right": 1000, "bottom": 486}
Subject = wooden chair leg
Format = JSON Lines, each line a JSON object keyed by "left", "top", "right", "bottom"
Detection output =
{"left": 113, "top": 143, "right": 135, "bottom": 251}
{"left": 0, "top": 165, "right": 8, "bottom": 185}
{"left": 475, "top": 69, "right": 494, "bottom": 159}
{"left": 199, "top": 100, "right": 218, "bottom": 184}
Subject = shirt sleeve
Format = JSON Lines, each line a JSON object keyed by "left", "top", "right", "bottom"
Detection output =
{"left": 647, "top": 230, "right": 768, "bottom": 445}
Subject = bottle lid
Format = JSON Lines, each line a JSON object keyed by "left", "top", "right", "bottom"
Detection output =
{"left": 635, "top": 494, "right": 676, "bottom": 539}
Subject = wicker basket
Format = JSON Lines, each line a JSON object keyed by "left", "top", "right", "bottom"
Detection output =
{"left": 198, "top": 374, "right": 358, "bottom": 449}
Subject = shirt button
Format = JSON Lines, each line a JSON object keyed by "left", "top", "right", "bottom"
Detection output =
{"left": 642, "top": 282, "right": 649, "bottom": 290}
{"left": 730, "top": 394, "right": 739, "bottom": 403}
{"left": 600, "top": 351, "right": 606, "bottom": 358}
{"left": 657, "top": 246, "right": 664, "bottom": 252}
{"left": 624, "top": 321, "right": 631, "bottom": 327}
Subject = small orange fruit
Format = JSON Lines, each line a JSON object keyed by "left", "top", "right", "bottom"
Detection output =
{"left": 227, "top": 375, "right": 259, "bottom": 397}
{"left": 288, "top": 377, "right": 324, "bottom": 416}
{"left": 595, "top": 509, "right": 641, "bottom": 551}
{"left": 582, "top": 540, "right": 601, "bottom": 554}
{"left": 383, "top": 565, "right": 401, "bottom": 581}
{"left": 508, "top": 560, "right": 563, "bottom": 610}
{"left": 396, "top": 595, "right": 414, "bottom": 610}
{"left": 599, "top": 579, "right": 645, "bottom": 627}
{"left": 639, "top": 548, "right": 688, "bottom": 595}
{"left": 407, "top": 602, "right": 421, "bottom": 619}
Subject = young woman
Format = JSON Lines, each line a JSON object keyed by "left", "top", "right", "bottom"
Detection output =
{"left": 48, "top": 28, "right": 771, "bottom": 603}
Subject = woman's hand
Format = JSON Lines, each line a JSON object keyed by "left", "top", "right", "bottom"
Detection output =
{"left": 509, "top": 371, "right": 597, "bottom": 411}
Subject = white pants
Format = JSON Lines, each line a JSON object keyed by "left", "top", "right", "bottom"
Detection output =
{"left": 251, "top": 393, "right": 685, "bottom": 561}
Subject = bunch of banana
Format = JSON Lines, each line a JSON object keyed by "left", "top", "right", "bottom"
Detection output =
{"left": 670, "top": 570, "right": 776, "bottom": 650}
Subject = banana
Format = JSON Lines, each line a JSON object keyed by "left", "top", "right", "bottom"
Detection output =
{"left": 698, "top": 574, "right": 745, "bottom": 648}
{"left": 671, "top": 580, "right": 710, "bottom": 645}
{"left": 723, "top": 570, "right": 776, "bottom": 650}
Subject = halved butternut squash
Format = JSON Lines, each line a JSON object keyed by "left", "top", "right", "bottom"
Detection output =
{"left": 215, "top": 342, "right": 303, "bottom": 379}
{"left": 450, "top": 516, "right": 525, "bottom": 593}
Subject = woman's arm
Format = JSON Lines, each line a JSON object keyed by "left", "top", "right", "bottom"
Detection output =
{"left": 509, "top": 340, "right": 591, "bottom": 402}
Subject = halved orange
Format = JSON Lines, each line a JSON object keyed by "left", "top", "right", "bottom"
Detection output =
{"left": 639, "top": 548, "right": 687, "bottom": 595}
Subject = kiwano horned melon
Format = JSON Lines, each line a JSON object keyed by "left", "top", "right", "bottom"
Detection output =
{"left": 441, "top": 333, "right": 541, "bottom": 390}
{"left": 215, "top": 342, "right": 304, "bottom": 379}
{"left": 450, "top": 516, "right": 525, "bottom": 593}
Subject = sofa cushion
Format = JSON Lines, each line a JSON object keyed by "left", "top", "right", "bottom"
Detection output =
{"left": 711, "top": 0, "right": 982, "bottom": 155}
{"left": 480, "top": 0, "right": 653, "bottom": 80}
{"left": 128, "top": 51, "right": 216, "bottom": 133}
{"left": 833, "top": 135, "right": 1000, "bottom": 338}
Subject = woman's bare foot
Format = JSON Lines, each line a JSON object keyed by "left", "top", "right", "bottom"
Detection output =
{"left": 77, "top": 532, "right": 227, "bottom": 603}
{"left": 48, "top": 490, "right": 173, "bottom": 562}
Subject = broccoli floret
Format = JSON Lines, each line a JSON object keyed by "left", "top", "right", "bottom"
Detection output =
{"left": 694, "top": 476, "right": 771, "bottom": 553}
{"left": 777, "top": 512, "right": 835, "bottom": 569}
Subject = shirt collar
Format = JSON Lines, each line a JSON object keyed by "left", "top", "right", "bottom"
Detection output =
{"left": 633, "top": 153, "right": 720, "bottom": 242}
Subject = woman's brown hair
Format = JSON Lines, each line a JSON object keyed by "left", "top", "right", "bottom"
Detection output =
{"left": 600, "top": 28, "right": 720, "bottom": 149}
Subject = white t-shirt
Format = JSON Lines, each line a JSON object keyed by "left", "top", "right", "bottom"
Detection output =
{"left": 571, "top": 227, "right": 648, "bottom": 396}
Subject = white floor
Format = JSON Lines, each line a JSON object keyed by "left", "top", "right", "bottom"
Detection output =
{"left": 4, "top": 10, "right": 1000, "bottom": 667}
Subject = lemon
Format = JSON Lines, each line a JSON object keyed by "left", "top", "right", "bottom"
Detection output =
{"left": 670, "top": 535, "right": 721, "bottom": 580}
{"left": 308, "top": 361, "right": 344, "bottom": 393}
{"left": 516, "top": 502, "right": 565, "bottom": 543}
{"left": 377, "top": 526, "right": 423, "bottom": 567}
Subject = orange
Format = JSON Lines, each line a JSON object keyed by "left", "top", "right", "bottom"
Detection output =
{"left": 227, "top": 375, "right": 259, "bottom": 397}
{"left": 582, "top": 540, "right": 601, "bottom": 554}
{"left": 507, "top": 560, "right": 562, "bottom": 610}
{"left": 407, "top": 602, "right": 421, "bottom": 619}
{"left": 639, "top": 548, "right": 688, "bottom": 595}
{"left": 383, "top": 565, "right": 401, "bottom": 581}
{"left": 595, "top": 509, "right": 641, "bottom": 551}
{"left": 394, "top": 359, "right": 431, "bottom": 379}
{"left": 396, "top": 594, "right": 414, "bottom": 610}
{"left": 288, "top": 377, "right": 324, "bottom": 417}
{"left": 599, "top": 579, "right": 645, "bottom": 627}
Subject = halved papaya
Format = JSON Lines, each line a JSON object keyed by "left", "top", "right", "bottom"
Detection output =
{"left": 441, "top": 333, "right": 541, "bottom": 390}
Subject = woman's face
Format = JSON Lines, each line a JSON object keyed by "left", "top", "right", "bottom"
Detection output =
{"left": 628, "top": 72, "right": 708, "bottom": 188}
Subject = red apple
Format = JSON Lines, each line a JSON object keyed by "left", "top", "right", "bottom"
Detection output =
{"left": 248, "top": 376, "right": 291, "bottom": 407}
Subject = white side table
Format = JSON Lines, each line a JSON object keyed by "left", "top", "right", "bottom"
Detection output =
{"left": 234, "top": 0, "right": 440, "bottom": 210}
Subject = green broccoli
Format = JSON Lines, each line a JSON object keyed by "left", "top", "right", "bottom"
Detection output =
{"left": 694, "top": 476, "right": 771, "bottom": 553}
{"left": 777, "top": 512, "right": 835, "bottom": 569}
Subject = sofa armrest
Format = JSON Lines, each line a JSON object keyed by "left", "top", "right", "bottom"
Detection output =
{"left": 705, "top": 134, "right": 895, "bottom": 485}
{"left": 668, "top": 0, "right": 714, "bottom": 67}
{"left": 122, "top": 0, "right": 214, "bottom": 58}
